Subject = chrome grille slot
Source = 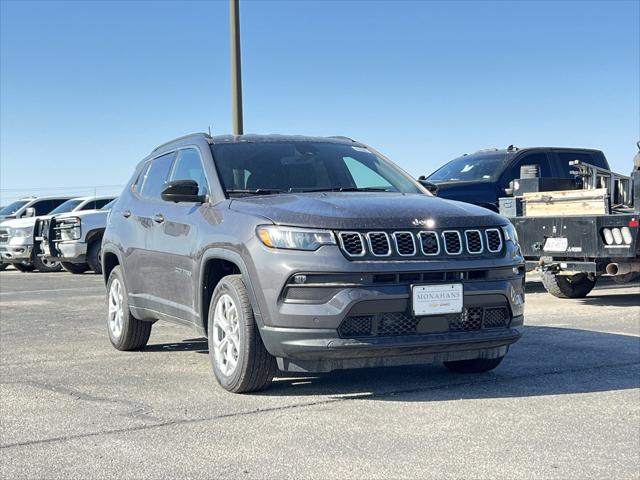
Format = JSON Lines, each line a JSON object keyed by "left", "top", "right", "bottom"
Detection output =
{"left": 485, "top": 229, "right": 503, "bottom": 253}
{"left": 465, "top": 230, "right": 483, "bottom": 254}
{"left": 366, "top": 232, "right": 391, "bottom": 256}
{"left": 0, "top": 228, "right": 9, "bottom": 244}
{"left": 393, "top": 232, "right": 416, "bottom": 256}
{"left": 442, "top": 231, "right": 462, "bottom": 255}
{"left": 418, "top": 231, "right": 439, "bottom": 255}
{"left": 338, "top": 232, "right": 365, "bottom": 257}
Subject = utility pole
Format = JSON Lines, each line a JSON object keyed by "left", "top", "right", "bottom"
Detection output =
{"left": 230, "top": 0, "right": 243, "bottom": 135}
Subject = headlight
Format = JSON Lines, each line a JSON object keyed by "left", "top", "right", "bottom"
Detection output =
{"left": 256, "top": 225, "right": 336, "bottom": 251}
{"left": 57, "top": 217, "right": 81, "bottom": 241}
{"left": 501, "top": 223, "right": 519, "bottom": 245}
{"left": 11, "top": 227, "right": 33, "bottom": 238}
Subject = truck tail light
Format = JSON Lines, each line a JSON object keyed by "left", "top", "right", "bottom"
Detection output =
{"left": 621, "top": 227, "right": 633, "bottom": 245}
{"left": 602, "top": 228, "right": 614, "bottom": 245}
{"left": 629, "top": 219, "right": 639, "bottom": 228}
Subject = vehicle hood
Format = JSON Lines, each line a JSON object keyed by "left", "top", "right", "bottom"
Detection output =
{"left": 431, "top": 181, "right": 498, "bottom": 206}
{"left": 229, "top": 192, "right": 506, "bottom": 229}
{"left": 53, "top": 209, "right": 109, "bottom": 221}
{"left": 0, "top": 217, "right": 37, "bottom": 229}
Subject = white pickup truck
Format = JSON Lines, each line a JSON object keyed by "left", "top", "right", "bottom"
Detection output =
{"left": 35, "top": 198, "right": 116, "bottom": 274}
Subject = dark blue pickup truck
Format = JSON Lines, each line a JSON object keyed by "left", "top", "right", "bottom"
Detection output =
{"left": 425, "top": 147, "right": 610, "bottom": 211}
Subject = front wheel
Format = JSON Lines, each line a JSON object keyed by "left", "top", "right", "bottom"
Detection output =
{"left": 541, "top": 271, "right": 596, "bottom": 298}
{"left": 87, "top": 238, "right": 103, "bottom": 274}
{"left": 208, "top": 275, "right": 276, "bottom": 393}
{"left": 33, "top": 254, "right": 62, "bottom": 273}
{"left": 444, "top": 356, "right": 505, "bottom": 373}
{"left": 0, "top": 262, "right": 7, "bottom": 271}
{"left": 107, "top": 266, "right": 152, "bottom": 350}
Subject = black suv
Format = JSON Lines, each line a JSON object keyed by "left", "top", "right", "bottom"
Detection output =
{"left": 103, "top": 133, "right": 525, "bottom": 393}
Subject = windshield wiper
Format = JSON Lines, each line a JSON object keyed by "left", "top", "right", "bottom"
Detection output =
{"left": 290, "top": 187, "right": 391, "bottom": 193}
{"left": 226, "top": 188, "right": 286, "bottom": 196}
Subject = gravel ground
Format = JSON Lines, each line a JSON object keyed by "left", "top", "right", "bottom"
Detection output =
{"left": 1, "top": 269, "right": 638, "bottom": 479}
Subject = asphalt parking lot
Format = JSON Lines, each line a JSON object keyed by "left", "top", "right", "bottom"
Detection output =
{"left": 0, "top": 270, "right": 638, "bottom": 479}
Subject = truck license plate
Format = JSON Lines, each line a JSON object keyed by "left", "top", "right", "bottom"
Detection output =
{"left": 544, "top": 237, "right": 568, "bottom": 252}
{"left": 412, "top": 284, "right": 463, "bottom": 316}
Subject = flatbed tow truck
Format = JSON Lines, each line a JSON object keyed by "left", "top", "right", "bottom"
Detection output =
{"left": 499, "top": 144, "right": 640, "bottom": 298}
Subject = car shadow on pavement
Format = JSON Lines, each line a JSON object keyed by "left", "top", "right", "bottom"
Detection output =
{"left": 575, "top": 292, "right": 640, "bottom": 307}
{"left": 258, "top": 326, "right": 640, "bottom": 399}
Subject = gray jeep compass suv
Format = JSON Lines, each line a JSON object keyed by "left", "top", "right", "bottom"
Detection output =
{"left": 103, "top": 133, "right": 525, "bottom": 393}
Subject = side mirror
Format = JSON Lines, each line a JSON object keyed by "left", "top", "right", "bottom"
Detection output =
{"left": 161, "top": 180, "right": 206, "bottom": 203}
{"left": 23, "top": 207, "right": 36, "bottom": 218}
{"left": 418, "top": 176, "right": 439, "bottom": 195}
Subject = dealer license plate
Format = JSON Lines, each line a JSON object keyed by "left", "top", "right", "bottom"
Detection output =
{"left": 412, "top": 283, "right": 463, "bottom": 316}
{"left": 543, "top": 237, "right": 568, "bottom": 252}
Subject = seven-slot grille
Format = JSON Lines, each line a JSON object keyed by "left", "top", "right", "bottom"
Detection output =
{"left": 338, "top": 228, "right": 504, "bottom": 259}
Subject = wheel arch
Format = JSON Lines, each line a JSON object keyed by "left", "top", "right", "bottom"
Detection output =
{"left": 101, "top": 247, "right": 122, "bottom": 285}
{"left": 198, "top": 249, "right": 263, "bottom": 335}
{"left": 85, "top": 228, "right": 105, "bottom": 246}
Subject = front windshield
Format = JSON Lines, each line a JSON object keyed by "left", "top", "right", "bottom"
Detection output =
{"left": 211, "top": 141, "right": 422, "bottom": 196}
{"left": 428, "top": 153, "right": 506, "bottom": 182}
{"left": 49, "top": 199, "right": 83, "bottom": 215}
{"left": 0, "top": 200, "right": 28, "bottom": 216}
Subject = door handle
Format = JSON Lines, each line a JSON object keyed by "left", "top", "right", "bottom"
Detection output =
{"left": 153, "top": 214, "right": 165, "bottom": 224}
{"left": 122, "top": 210, "right": 131, "bottom": 218}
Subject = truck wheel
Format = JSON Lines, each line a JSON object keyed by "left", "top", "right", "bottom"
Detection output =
{"left": 541, "top": 271, "right": 596, "bottom": 298}
{"left": 107, "top": 266, "right": 152, "bottom": 350}
{"left": 87, "top": 239, "right": 103, "bottom": 274}
{"left": 208, "top": 275, "right": 276, "bottom": 393}
{"left": 14, "top": 262, "right": 36, "bottom": 272}
{"left": 612, "top": 272, "right": 639, "bottom": 284}
{"left": 61, "top": 262, "right": 89, "bottom": 274}
{"left": 443, "top": 356, "right": 504, "bottom": 373}
{"left": 0, "top": 262, "right": 7, "bottom": 271}
{"left": 32, "top": 255, "right": 62, "bottom": 273}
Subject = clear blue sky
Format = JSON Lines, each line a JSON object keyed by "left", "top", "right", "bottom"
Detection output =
{"left": 1, "top": 0, "right": 638, "bottom": 203}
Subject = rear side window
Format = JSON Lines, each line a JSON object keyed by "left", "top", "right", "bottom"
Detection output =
{"left": 170, "top": 148, "right": 208, "bottom": 196}
{"left": 557, "top": 152, "right": 606, "bottom": 177}
{"left": 140, "top": 153, "right": 176, "bottom": 200}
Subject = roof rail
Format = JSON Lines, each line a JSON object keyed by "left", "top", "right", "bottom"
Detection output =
{"left": 473, "top": 148, "right": 499, "bottom": 154}
{"left": 151, "top": 132, "right": 213, "bottom": 154}
{"left": 328, "top": 135, "right": 356, "bottom": 142}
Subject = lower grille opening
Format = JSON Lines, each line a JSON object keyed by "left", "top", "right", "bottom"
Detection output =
{"left": 338, "top": 306, "right": 510, "bottom": 338}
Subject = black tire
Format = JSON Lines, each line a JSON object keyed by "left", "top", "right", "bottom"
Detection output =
{"left": 13, "top": 263, "right": 36, "bottom": 272}
{"left": 541, "top": 271, "right": 597, "bottom": 298}
{"left": 87, "top": 238, "right": 103, "bottom": 274}
{"left": 0, "top": 262, "right": 7, "bottom": 271}
{"left": 444, "top": 356, "right": 505, "bottom": 373}
{"left": 107, "top": 266, "right": 152, "bottom": 351}
{"left": 32, "top": 254, "right": 62, "bottom": 273}
{"left": 61, "top": 262, "right": 90, "bottom": 274}
{"left": 208, "top": 275, "right": 276, "bottom": 393}
{"left": 611, "top": 272, "right": 639, "bottom": 284}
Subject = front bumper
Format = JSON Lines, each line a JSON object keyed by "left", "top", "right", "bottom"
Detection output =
{"left": 41, "top": 240, "right": 87, "bottom": 262}
{"left": 0, "top": 244, "right": 33, "bottom": 262}
{"left": 245, "top": 241, "right": 526, "bottom": 371}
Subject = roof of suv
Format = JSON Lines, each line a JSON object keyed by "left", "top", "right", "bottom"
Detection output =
{"left": 466, "top": 146, "right": 605, "bottom": 157}
{"left": 150, "top": 132, "right": 361, "bottom": 155}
